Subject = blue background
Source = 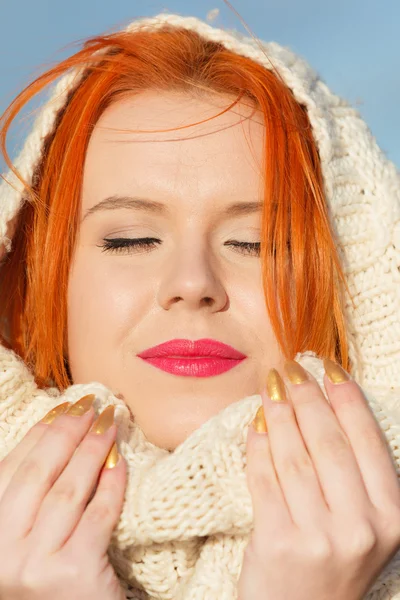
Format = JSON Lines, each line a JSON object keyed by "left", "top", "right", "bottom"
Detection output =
{"left": 1, "top": 0, "right": 399, "bottom": 170}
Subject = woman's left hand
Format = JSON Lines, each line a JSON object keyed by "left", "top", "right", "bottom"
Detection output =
{"left": 239, "top": 358, "right": 400, "bottom": 600}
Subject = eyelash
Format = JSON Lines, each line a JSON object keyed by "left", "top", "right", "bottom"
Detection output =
{"left": 99, "top": 237, "right": 261, "bottom": 257}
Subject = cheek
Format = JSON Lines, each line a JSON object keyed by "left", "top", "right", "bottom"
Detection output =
{"left": 68, "top": 255, "right": 108, "bottom": 334}
{"left": 233, "top": 275, "right": 280, "bottom": 367}
{"left": 232, "top": 269, "right": 271, "bottom": 329}
{"left": 66, "top": 251, "right": 151, "bottom": 370}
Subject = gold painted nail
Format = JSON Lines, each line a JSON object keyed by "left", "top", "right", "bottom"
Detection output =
{"left": 267, "top": 369, "right": 287, "bottom": 402}
{"left": 104, "top": 442, "right": 120, "bottom": 469}
{"left": 65, "top": 394, "right": 96, "bottom": 417}
{"left": 40, "top": 401, "right": 72, "bottom": 424}
{"left": 252, "top": 405, "right": 267, "bottom": 433}
{"left": 323, "top": 358, "right": 350, "bottom": 384}
{"left": 89, "top": 406, "right": 115, "bottom": 434}
{"left": 284, "top": 360, "right": 309, "bottom": 384}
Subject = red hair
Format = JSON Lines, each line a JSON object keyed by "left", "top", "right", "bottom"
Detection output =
{"left": 0, "top": 23, "right": 351, "bottom": 389}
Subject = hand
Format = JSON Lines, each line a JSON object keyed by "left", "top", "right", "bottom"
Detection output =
{"left": 0, "top": 395, "right": 127, "bottom": 600}
{"left": 239, "top": 358, "right": 400, "bottom": 600}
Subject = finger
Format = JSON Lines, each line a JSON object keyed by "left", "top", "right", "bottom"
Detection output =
{"left": 0, "top": 397, "right": 97, "bottom": 538}
{"left": 66, "top": 448, "right": 126, "bottom": 558}
{"left": 246, "top": 411, "right": 293, "bottom": 537}
{"left": 323, "top": 358, "right": 400, "bottom": 511}
{"left": 260, "top": 370, "right": 328, "bottom": 529}
{"left": 283, "top": 360, "right": 370, "bottom": 513}
{"left": 29, "top": 406, "right": 119, "bottom": 553}
{"left": 0, "top": 401, "right": 72, "bottom": 500}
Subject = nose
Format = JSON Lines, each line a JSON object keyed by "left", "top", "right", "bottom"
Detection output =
{"left": 157, "top": 241, "right": 229, "bottom": 313}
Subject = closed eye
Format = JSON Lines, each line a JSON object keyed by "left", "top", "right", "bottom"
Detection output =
{"left": 98, "top": 237, "right": 261, "bottom": 256}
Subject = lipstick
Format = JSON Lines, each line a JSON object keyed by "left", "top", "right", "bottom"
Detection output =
{"left": 137, "top": 338, "right": 246, "bottom": 377}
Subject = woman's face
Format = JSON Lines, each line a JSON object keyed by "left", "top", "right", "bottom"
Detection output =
{"left": 67, "top": 90, "right": 284, "bottom": 450}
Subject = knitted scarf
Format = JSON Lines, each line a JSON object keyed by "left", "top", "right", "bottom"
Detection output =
{"left": 1, "top": 11, "right": 400, "bottom": 600}
{"left": 1, "top": 345, "right": 399, "bottom": 600}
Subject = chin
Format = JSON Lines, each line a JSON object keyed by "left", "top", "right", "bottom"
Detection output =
{"left": 137, "top": 410, "right": 219, "bottom": 451}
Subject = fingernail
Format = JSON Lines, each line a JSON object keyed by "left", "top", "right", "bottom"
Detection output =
{"left": 267, "top": 368, "right": 287, "bottom": 402}
{"left": 89, "top": 406, "right": 115, "bottom": 434}
{"left": 104, "top": 442, "right": 120, "bottom": 469}
{"left": 323, "top": 358, "right": 350, "bottom": 384}
{"left": 40, "top": 401, "right": 71, "bottom": 424}
{"left": 284, "top": 360, "right": 309, "bottom": 384}
{"left": 65, "top": 394, "right": 96, "bottom": 417}
{"left": 252, "top": 405, "right": 267, "bottom": 433}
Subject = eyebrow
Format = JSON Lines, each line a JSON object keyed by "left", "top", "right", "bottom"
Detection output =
{"left": 82, "top": 195, "right": 262, "bottom": 222}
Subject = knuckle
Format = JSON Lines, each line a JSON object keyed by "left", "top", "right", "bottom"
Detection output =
{"left": 307, "top": 534, "right": 334, "bottom": 562}
{"left": 17, "top": 558, "right": 48, "bottom": 593}
{"left": 347, "top": 524, "right": 377, "bottom": 556}
{"left": 332, "top": 381, "right": 362, "bottom": 405}
{"left": 247, "top": 466, "right": 277, "bottom": 498}
{"left": 20, "top": 566, "right": 52, "bottom": 592}
{"left": 41, "top": 423, "right": 77, "bottom": 461}
{"left": 48, "top": 420, "right": 77, "bottom": 446}
{"left": 19, "top": 569, "right": 42, "bottom": 593}
{"left": 291, "top": 386, "right": 321, "bottom": 408}
{"left": 377, "top": 506, "right": 400, "bottom": 546}
{"left": 247, "top": 438, "right": 271, "bottom": 473}
{"left": 248, "top": 442, "right": 269, "bottom": 465}
{"left": 268, "top": 536, "right": 296, "bottom": 560}
{"left": 82, "top": 435, "right": 107, "bottom": 458}
{"left": 14, "top": 458, "right": 45, "bottom": 486}
{"left": 316, "top": 430, "right": 350, "bottom": 462}
{"left": 21, "top": 556, "right": 82, "bottom": 590}
{"left": 85, "top": 501, "right": 114, "bottom": 526}
{"left": 246, "top": 441, "right": 279, "bottom": 497}
{"left": 359, "top": 427, "right": 385, "bottom": 454}
{"left": 268, "top": 405, "right": 294, "bottom": 425}
{"left": 246, "top": 446, "right": 275, "bottom": 493}
{"left": 50, "top": 481, "right": 81, "bottom": 506}
{"left": 278, "top": 453, "right": 314, "bottom": 479}
{"left": 0, "top": 551, "right": 85, "bottom": 594}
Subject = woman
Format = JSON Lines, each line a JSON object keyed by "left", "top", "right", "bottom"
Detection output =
{"left": 0, "top": 10, "right": 399, "bottom": 600}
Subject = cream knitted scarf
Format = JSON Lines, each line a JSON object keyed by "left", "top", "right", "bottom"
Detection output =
{"left": 1, "top": 11, "right": 400, "bottom": 600}
{"left": 0, "top": 345, "right": 400, "bottom": 600}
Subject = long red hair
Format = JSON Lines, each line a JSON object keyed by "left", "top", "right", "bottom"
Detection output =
{"left": 0, "top": 23, "right": 351, "bottom": 389}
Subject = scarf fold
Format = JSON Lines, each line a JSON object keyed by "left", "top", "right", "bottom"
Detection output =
{"left": 0, "top": 346, "right": 400, "bottom": 600}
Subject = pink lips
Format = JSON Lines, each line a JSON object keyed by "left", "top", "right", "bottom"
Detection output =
{"left": 137, "top": 338, "right": 247, "bottom": 377}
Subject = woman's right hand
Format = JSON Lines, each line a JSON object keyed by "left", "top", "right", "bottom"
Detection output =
{"left": 0, "top": 395, "right": 127, "bottom": 600}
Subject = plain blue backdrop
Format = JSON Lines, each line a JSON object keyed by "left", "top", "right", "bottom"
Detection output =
{"left": 0, "top": 0, "right": 399, "bottom": 170}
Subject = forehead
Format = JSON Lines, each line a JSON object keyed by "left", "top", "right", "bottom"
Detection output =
{"left": 81, "top": 90, "right": 266, "bottom": 212}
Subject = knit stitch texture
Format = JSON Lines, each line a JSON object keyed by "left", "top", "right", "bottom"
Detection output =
{"left": 0, "top": 349, "right": 399, "bottom": 599}
{"left": 0, "top": 12, "right": 400, "bottom": 600}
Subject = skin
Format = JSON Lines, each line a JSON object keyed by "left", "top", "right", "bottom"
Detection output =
{"left": 67, "top": 90, "right": 285, "bottom": 451}
{"left": 0, "top": 91, "right": 398, "bottom": 600}
{"left": 240, "top": 366, "right": 400, "bottom": 598}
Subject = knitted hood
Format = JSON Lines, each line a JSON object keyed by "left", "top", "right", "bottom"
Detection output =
{"left": 0, "top": 12, "right": 399, "bottom": 600}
